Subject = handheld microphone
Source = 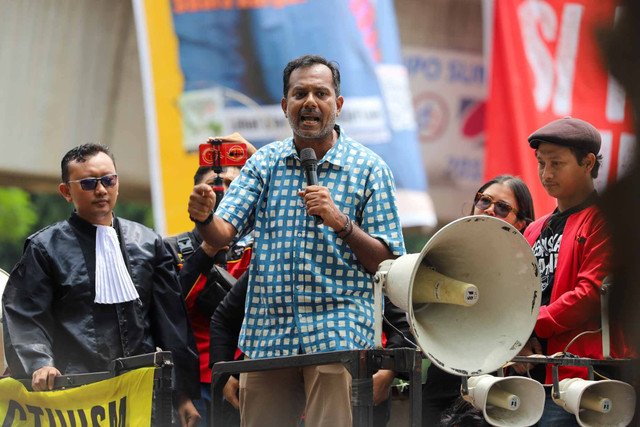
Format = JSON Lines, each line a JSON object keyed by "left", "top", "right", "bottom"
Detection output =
{"left": 300, "top": 148, "right": 323, "bottom": 225}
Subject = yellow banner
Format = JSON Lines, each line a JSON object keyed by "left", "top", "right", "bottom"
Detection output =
{"left": 137, "top": 0, "right": 197, "bottom": 236}
{"left": 0, "top": 367, "right": 155, "bottom": 426}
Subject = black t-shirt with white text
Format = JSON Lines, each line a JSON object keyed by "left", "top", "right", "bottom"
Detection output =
{"left": 531, "top": 192, "right": 597, "bottom": 306}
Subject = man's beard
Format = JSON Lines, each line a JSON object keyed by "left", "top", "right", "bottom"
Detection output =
{"left": 289, "top": 110, "right": 336, "bottom": 140}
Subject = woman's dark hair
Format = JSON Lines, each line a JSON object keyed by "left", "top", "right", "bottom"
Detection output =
{"left": 469, "top": 175, "right": 535, "bottom": 232}
{"left": 439, "top": 398, "right": 490, "bottom": 427}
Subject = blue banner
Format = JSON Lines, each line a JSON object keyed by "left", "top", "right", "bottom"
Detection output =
{"left": 170, "top": 0, "right": 434, "bottom": 226}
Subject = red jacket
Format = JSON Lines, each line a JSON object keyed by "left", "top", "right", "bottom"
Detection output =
{"left": 183, "top": 246, "right": 253, "bottom": 383}
{"left": 525, "top": 205, "right": 630, "bottom": 382}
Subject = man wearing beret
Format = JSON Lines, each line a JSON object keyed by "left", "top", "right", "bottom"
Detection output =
{"left": 517, "top": 117, "right": 629, "bottom": 425}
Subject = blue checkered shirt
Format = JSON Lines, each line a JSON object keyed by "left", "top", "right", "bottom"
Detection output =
{"left": 216, "top": 126, "right": 405, "bottom": 359}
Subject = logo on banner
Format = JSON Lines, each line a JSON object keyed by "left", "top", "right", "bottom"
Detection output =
{"left": 459, "top": 99, "right": 485, "bottom": 140}
{"left": 414, "top": 92, "right": 448, "bottom": 143}
{"left": 447, "top": 97, "right": 485, "bottom": 183}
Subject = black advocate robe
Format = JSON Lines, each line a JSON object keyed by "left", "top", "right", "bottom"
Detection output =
{"left": 2, "top": 212, "right": 199, "bottom": 398}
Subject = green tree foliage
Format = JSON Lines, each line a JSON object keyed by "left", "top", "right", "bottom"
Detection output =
{"left": 0, "top": 187, "right": 37, "bottom": 242}
{"left": 115, "top": 202, "right": 155, "bottom": 230}
{"left": 0, "top": 188, "right": 38, "bottom": 273}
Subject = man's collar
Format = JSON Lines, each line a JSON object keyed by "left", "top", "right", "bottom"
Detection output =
{"left": 69, "top": 211, "right": 117, "bottom": 231}
{"left": 284, "top": 125, "right": 347, "bottom": 167}
{"left": 554, "top": 191, "right": 598, "bottom": 217}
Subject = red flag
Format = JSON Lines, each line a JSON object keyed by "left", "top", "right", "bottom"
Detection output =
{"left": 486, "top": 0, "right": 634, "bottom": 217}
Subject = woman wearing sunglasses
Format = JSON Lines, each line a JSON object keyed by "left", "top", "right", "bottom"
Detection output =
{"left": 422, "top": 174, "right": 535, "bottom": 426}
{"left": 470, "top": 174, "right": 535, "bottom": 233}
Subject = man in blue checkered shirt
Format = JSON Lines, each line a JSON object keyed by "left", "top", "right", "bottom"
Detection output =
{"left": 188, "top": 54, "right": 405, "bottom": 427}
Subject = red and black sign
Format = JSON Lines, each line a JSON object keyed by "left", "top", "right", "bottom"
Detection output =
{"left": 199, "top": 143, "right": 247, "bottom": 167}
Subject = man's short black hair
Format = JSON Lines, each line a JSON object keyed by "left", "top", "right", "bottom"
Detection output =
{"left": 194, "top": 166, "right": 225, "bottom": 185}
{"left": 569, "top": 146, "right": 603, "bottom": 179}
{"left": 282, "top": 54, "right": 341, "bottom": 98}
{"left": 194, "top": 166, "right": 244, "bottom": 185}
{"left": 61, "top": 143, "right": 116, "bottom": 182}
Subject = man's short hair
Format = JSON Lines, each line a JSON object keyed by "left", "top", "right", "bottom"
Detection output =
{"left": 194, "top": 166, "right": 225, "bottom": 185}
{"left": 569, "top": 147, "right": 604, "bottom": 179}
{"left": 61, "top": 143, "right": 116, "bottom": 182}
{"left": 282, "top": 54, "right": 341, "bottom": 98}
{"left": 194, "top": 166, "right": 244, "bottom": 185}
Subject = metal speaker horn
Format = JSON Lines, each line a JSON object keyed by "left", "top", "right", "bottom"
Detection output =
{"left": 376, "top": 216, "right": 541, "bottom": 375}
{"left": 463, "top": 375, "right": 545, "bottom": 427}
{"left": 553, "top": 378, "right": 636, "bottom": 427}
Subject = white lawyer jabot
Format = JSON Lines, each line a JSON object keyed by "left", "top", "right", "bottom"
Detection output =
{"left": 94, "top": 224, "right": 139, "bottom": 304}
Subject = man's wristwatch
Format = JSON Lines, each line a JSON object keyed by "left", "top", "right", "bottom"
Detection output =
{"left": 190, "top": 211, "right": 213, "bottom": 226}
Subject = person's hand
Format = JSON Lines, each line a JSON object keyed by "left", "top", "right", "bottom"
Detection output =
{"left": 188, "top": 183, "right": 216, "bottom": 223}
{"left": 201, "top": 241, "right": 228, "bottom": 258}
{"left": 210, "top": 133, "right": 257, "bottom": 158}
{"left": 223, "top": 376, "right": 240, "bottom": 409}
{"left": 297, "top": 186, "right": 344, "bottom": 230}
{"left": 512, "top": 336, "right": 543, "bottom": 374}
{"left": 372, "top": 369, "right": 396, "bottom": 406}
{"left": 177, "top": 394, "right": 201, "bottom": 427}
{"left": 32, "top": 366, "right": 61, "bottom": 391}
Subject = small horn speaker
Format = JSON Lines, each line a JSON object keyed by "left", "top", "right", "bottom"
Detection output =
{"left": 463, "top": 374, "right": 545, "bottom": 427}
{"left": 553, "top": 378, "right": 636, "bottom": 427}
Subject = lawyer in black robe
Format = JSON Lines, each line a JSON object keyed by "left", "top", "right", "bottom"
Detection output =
{"left": 2, "top": 211, "right": 200, "bottom": 399}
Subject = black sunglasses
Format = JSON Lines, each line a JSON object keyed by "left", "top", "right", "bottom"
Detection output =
{"left": 474, "top": 192, "right": 519, "bottom": 219}
{"left": 67, "top": 174, "right": 118, "bottom": 191}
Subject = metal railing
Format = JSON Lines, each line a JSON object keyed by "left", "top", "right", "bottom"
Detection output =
{"left": 14, "top": 351, "right": 174, "bottom": 427}
{"left": 210, "top": 348, "right": 423, "bottom": 427}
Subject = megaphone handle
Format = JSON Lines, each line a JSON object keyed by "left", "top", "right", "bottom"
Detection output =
{"left": 461, "top": 376, "right": 469, "bottom": 395}
{"left": 601, "top": 276, "right": 611, "bottom": 358}
{"left": 552, "top": 365, "right": 561, "bottom": 399}
{"left": 373, "top": 273, "right": 384, "bottom": 348}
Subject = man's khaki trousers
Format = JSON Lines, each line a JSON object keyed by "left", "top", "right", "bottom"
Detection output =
{"left": 239, "top": 362, "right": 352, "bottom": 427}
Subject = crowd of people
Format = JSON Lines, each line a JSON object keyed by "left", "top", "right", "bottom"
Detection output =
{"left": 1, "top": 54, "right": 633, "bottom": 427}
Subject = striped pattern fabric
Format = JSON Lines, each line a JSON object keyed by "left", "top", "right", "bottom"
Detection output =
{"left": 217, "top": 126, "right": 405, "bottom": 359}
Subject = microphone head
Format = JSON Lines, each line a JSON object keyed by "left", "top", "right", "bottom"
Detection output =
{"left": 300, "top": 148, "right": 317, "bottom": 168}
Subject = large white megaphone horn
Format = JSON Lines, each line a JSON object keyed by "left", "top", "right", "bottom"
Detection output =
{"left": 553, "top": 378, "right": 636, "bottom": 427}
{"left": 462, "top": 375, "right": 545, "bottom": 427}
{"left": 374, "top": 216, "right": 541, "bottom": 375}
